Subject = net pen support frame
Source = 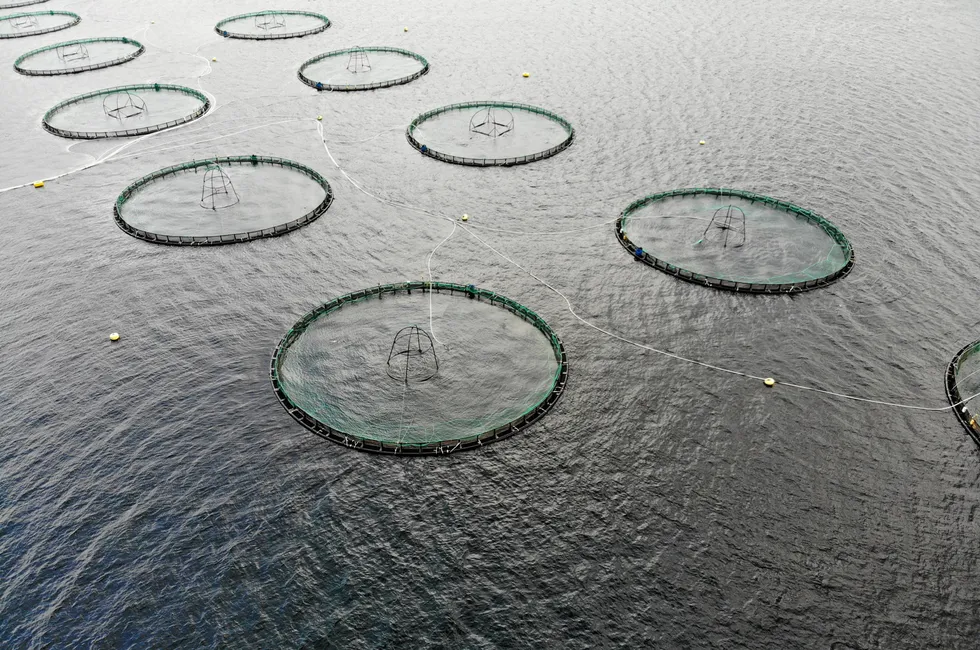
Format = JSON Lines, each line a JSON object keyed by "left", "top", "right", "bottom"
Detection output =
{"left": 406, "top": 101, "right": 575, "bottom": 167}
{"left": 214, "top": 10, "right": 330, "bottom": 40}
{"left": 945, "top": 339, "right": 980, "bottom": 448}
{"left": 14, "top": 37, "right": 145, "bottom": 76}
{"left": 298, "top": 46, "right": 430, "bottom": 92}
{"left": 41, "top": 83, "right": 210, "bottom": 139}
{"left": 615, "top": 187, "right": 855, "bottom": 294}
{"left": 112, "top": 155, "right": 333, "bottom": 246}
{"left": 270, "top": 281, "right": 569, "bottom": 456}
{"left": 0, "top": 10, "right": 80, "bottom": 39}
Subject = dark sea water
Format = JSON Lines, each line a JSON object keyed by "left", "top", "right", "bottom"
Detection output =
{"left": 2, "top": 0, "right": 980, "bottom": 647}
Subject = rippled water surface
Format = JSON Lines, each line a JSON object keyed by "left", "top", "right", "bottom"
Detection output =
{"left": 2, "top": 0, "right": 980, "bottom": 648}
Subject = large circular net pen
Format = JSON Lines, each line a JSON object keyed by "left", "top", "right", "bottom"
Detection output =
{"left": 945, "top": 340, "right": 980, "bottom": 448}
{"left": 616, "top": 188, "right": 854, "bottom": 293}
{"left": 407, "top": 101, "right": 575, "bottom": 167}
{"left": 298, "top": 47, "right": 429, "bottom": 91}
{"left": 42, "top": 84, "right": 210, "bottom": 139}
{"left": 215, "top": 11, "right": 330, "bottom": 40}
{"left": 271, "top": 281, "right": 569, "bottom": 455}
{"left": 14, "top": 37, "right": 144, "bottom": 76}
{"left": 0, "top": 10, "right": 79, "bottom": 39}
{"left": 113, "top": 156, "right": 333, "bottom": 246}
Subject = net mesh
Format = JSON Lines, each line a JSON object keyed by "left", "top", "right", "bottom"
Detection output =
{"left": 616, "top": 188, "right": 854, "bottom": 293}
{"left": 271, "top": 282, "right": 568, "bottom": 455}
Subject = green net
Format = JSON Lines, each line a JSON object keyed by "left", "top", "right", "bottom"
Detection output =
{"left": 14, "top": 37, "right": 144, "bottom": 76}
{"left": 407, "top": 101, "right": 575, "bottom": 167}
{"left": 215, "top": 11, "right": 330, "bottom": 40}
{"left": 616, "top": 188, "right": 854, "bottom": 293}
{"left": 42, "top": 83, "right": 210, "bottom": 139}
{"left": 113, "top": 156, "right": 333, "bottom": 246}
{"left": 271, "top": 282, "right": 568, "bottom": 455}
{"left": 945, "top": 340, "right": 980, "bottom": 448}
{"left": 0, "top": 11, "right": 80, "bottom": 39}
{"left": 298, "top": 47, "right": 429, "bottom": 91}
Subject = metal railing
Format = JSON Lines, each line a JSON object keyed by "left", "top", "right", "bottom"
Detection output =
{"left": 113, "top": 155, "right": 333, "bottom": 246}
{"left": 406, "top": 101, "right": 575, "bottom": 167}
{"left": 615, "top": 187, "right": 855, "bottom": 294}
{"left": 270, "top": 281, "right": 569, "bottom": 455}
{"left": 298, "top": 47, "right": 429, "bottom": 92}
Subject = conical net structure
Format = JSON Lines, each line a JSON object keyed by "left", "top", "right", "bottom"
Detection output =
{"left": 469, "top": 106, "right": 514, "bottom": 138}
{"left": 56, "top": 42, "right": 89, "bottom": 64}
{"left": 346, "top": 47, "right": 371, "bottom": 73}
{"left": 696, "top": 205, "right": 746, "bottom": 248}
{"left": 8, "top": 14, "right": 39, "bottom": 30}
{"left": 386, "top": 325, "right": 439, "bottom": 384}
{"left": 254, "top": 12, "right": 286, "bottom": 30}
{"left": 102, "top": 90, "right": 147, "bottom": 120}
{"left": 200, "top": 163, "right": 240, "bottom": 211}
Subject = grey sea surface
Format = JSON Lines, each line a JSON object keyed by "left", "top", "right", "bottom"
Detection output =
{"left": 1, "top": 0, "right": 980, "bottom": 648}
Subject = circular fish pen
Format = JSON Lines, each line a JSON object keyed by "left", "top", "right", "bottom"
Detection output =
{"left": 615, "top": 188, "right": 854, "bottom": 293}
{"left": 407, "top": 101, "right": 575, "bottom": 167}
{"left": 42, "top": 84, "right": 210, "bottom": 139}
{"left": 0, "top": 0, "right": 49, "bottom": 8}
{"left": 271, "top": 282, "right": 568, "bottom": 455}
{"left": 14, "top": 37, "right": 145, "bottom": 76}
{"left": 298, "top": 46, "right": 429, "bottom": 91}
{"left": 113, "top": 156, "right": 333, "bottom": 246}
{"left": 945, "top": 340, "right": 980, "bottom": 448}
{"left": 0, "top": 10, "right": 79, "bottom": 39}
{"left": 215, "top": 10, "right": 330, "bottom": 40}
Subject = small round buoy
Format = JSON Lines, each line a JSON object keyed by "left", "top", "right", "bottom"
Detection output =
{"left": 212, "top": 57, "right": 217, "bottom": 62}
{"left": 634, "top": 247, "right": 644, "bottom": 259}
{"left": 109, "top": 333, "right": 120, "bottom": 342}
{"left": 764, "top": 378, "right": 775, "bottom": 387}
{"left": 420, "top": 144, "right": 428, "bottom": 153}
{"left": 699, "top": 140, "right": 706, "bottom": 145}
{"left": 522, "top": 72, "right": 530, "bottom": 78}
{"left": 317, "top": 115, "right": 323, "bottom": 121}
{"left": 404, "top": 27, "right": 408, "bottom": 32}
{"left": 461, "top": 214, "right": 469, "bottom": 222}
{"left": 33, "top": 181, "right": 44, "bottom": 188}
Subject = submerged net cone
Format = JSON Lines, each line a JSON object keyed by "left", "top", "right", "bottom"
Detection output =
{"left": 199, "top": 163, "right": 240, "bottom": 211}
{"left": 254, "top": 12, "right": 285, "bottom": 30}
{"left": 56, "top": 41, "right": 89, "bottom": 63}
{"left": 102, "top": 90, "right": 147, "bottom": 120}
{"left": 469, "top": 106, "right": 514, "bottom": 138}
{"left": 346, "top": 47, "right": 371, "bottom": 73}
{"left": 8, "top": 13, "right": 39, "bottom": 30}
{"left": 386, "top": 325, "right": 439, "bottom": 384}
{"left": 696, "top": 205, "right": 746, "bottom": 249}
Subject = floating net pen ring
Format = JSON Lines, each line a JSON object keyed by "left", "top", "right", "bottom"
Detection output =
{"left": 14, "top": 37, "right": 145, "bottom": 76}
{"left": 113, "top": 155, "right": 333, "bottom": 246}
{"left": 298, "top": 46, "right": 429, "bottom": 92}
{"left": 270, "top": 281, "right": 569, "bottom": 455}
{"left": 615, "top": 188, "right": 855, "bottom": 294}
{"left": 0, "top": 0, "right": 50, "bottom": 8}
{"left": 42, "top": 83, "right": 210, "bottom": 139}
{"left": 214, "top": 11, "right": 330, "bottom": 40}
{"left": 945, "top": 340, "right": 980, "bottom": 448}
{"left": 406, "top": 101, "right": 575, "bottom": 167}
{"left": 0, "top": 10, "right": 80, "bottom": 39}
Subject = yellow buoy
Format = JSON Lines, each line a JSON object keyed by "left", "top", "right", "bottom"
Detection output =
{"left": 212, "top": 57, "right": 217, "bottom": 62}
{"left": 109, "top": 333, "right": 120, "bottom": 342}
{"left": 764, "top": 378, "right": 775, "bottom": 387}
{"left": 522, "top": 72, "right": 530, "bottom": 78}
{"left": 404, "top": 27, "right": 408, "bottom": 32}
{"left": 461, "top": 214, "right": 469, "bottom": 222}
{"left": 699, "top": 140, "right": 706, "bottom": 145}
{"left": 317, "top": 115, "right": 323, "bottom": 121}
{"left": 33, "top": 181, "right": 44, "bottom": 188}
